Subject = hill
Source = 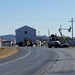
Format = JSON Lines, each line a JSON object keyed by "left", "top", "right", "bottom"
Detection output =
{"left": 0, "top": 34, "right": 15, "bottom": 41}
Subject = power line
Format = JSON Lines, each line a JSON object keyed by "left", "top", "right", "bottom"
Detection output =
{"left": 0, "top": 18, "right": 71, "bottom": 22}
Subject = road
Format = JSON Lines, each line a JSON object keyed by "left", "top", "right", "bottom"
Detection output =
{"left": 44, "top": 47, "right": 75, "bottom": 75}
{"left": 0, "top": 47, "right": 75, "bottom": 75}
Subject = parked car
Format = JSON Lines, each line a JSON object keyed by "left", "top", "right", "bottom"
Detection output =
{"left": 61, "top": 43, "right": 69, "bottom": 48}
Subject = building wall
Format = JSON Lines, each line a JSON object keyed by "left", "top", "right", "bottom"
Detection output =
{"left": 15, "top": 26, "right": 36, "bottom": 43}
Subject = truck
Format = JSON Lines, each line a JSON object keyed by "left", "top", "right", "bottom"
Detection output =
{"left": 48, "top": 34, "right": 61, "bottom": 48}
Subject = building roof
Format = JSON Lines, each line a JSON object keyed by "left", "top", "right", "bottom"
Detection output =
{"left": 15, "top": 25, "right": 36, "bottom": 31}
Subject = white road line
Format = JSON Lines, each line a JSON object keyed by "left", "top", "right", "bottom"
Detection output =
{"left": 2, "top": 70, "right": 15, "bottom": 75}
{"left": 0, "top": 49, "right": 31, "bottom": 67}
{"left": 53, "top": 64, "right": 55, "bottom": 66}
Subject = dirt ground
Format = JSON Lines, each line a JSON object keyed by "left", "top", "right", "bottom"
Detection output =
{"left": 0, "top": 47, "right": 19, "bottom": 60}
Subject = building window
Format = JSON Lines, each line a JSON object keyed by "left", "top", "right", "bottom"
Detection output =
{"left": 18, "top": 31, "right": 20, "bottom": 32}
{"left": 25, "top": 31, "right": 27, "bottom": 34}
{"left": 18, "top": 37, "right": 20, "bottom": 39}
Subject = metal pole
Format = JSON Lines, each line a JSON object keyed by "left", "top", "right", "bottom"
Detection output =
{"left": 69, "top": 18, "right": 75, "bottom": 47}
{"left": 59, "top": 25, "right": 62, "bottom": 37}
{"left": 71, "top": 18, "right": 73, "bottom": 47}
{"left": 60, "top": 25, "right": 62, "bottom": 36}
{"left": 48, "top": 29, "right": 50, "bottom": 37}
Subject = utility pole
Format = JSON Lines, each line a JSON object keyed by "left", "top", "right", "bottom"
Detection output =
{"left": 60, "top": 25, "right": 62, "bottom": 37}
{"left": 69, "top": 18, "right": 75, "bottom": 47}
{"left": 59, "top": 25, "right": 64, "bottom": 37}
{"left": 48, "top": 29, "right": 50, "bottom": 37}
{"left": 38, "top": 30, "right": 40, "bottom": 36}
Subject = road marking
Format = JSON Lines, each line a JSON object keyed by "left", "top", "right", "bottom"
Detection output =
{"left": 53, "top": 64, "right": 55, "bottom": 66}
{"left": 0, "top": 49, "right": 31, "bottom": 67}
{"left": 2, "top": 70, "right": 15, "bottom": 75}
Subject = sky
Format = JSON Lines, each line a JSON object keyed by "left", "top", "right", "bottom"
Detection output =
{"left": 0, "top": 0, "right": 75, "bottom": 37}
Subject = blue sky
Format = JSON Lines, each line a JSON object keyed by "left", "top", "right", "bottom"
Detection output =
{"left": 0, "top": 0, "right": 75, "bottom": 37}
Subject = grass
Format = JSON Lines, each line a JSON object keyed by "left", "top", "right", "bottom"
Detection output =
{"left": 0, "top": 47, "right": 19, "bottom": 59}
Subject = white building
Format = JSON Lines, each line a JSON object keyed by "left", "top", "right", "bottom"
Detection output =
{"left": 15, "top": 25, "right": 36, "bottom": 44}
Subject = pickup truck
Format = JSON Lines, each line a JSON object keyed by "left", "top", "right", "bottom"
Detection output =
{"left": 48, "top": 41, "right": 61, "bottom": 48}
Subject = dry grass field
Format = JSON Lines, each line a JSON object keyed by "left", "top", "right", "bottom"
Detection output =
{"left": 0, "top": 47, "right": 19, "bottom": 60}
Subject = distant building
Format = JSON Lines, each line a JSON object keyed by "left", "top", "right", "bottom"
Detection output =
{"left": 15, "top": 25, "right": 36, "bottom": 44}
{"left": 0, "top": 38, "right": 11, "bottom": 46}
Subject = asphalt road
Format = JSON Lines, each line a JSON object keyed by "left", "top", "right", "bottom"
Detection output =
{"left": 44, "top": 47, "right": 75, "bottom": 75}
{"left": 0, "top": 47, "right": 75, "bottom": 75}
